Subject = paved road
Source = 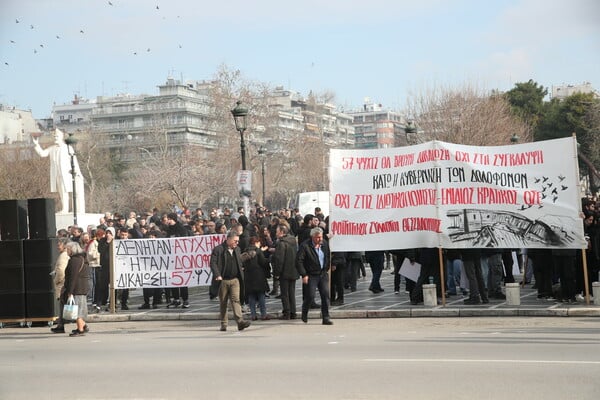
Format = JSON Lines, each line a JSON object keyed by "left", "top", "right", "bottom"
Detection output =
{"left": 2, "top": 317, "right": 599, "bottom": 399}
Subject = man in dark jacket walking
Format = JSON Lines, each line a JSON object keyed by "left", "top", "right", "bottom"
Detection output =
{"left": 271, "top": 224, "right": 299, "bottom": 319}
{"left": 210, "top": 230, "right": 252, "bottom": 332}
{"left": 297, "top": 227, "right": 333, "bottom": 325}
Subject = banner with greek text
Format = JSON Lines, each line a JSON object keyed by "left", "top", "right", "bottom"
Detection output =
{"left": 113, "top": 234, "right": 226, "bottom": 289}
{"left": 329, "top": 137, "right": 586, "bottom": 251}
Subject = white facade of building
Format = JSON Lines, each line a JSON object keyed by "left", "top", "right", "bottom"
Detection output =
{"left": 0, "top": 105, "right": 38, "bottom": 144}
{"left": 551, "top": 82, "right": 598, "bottom": 100}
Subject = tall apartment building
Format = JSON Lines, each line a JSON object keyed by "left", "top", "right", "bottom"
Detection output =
{"left": 348, "top": 99, "right": 409, "bottom": 149}
{"left": 265, "top": 87, "right": 355, "bottom": 150}
{"left": 48, "top": 80, "right": 356, "bottom": 162}
{"left": 90, "top": 78, "right": 217, "bottom": 162}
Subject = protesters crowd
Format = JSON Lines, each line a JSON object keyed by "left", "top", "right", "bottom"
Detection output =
{"left": 49, "top": 196, "right": 599, "bottom": 335}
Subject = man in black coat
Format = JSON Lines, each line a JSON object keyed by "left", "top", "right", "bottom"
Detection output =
{"left": 165, "top": 212, "right": 191, "bottom": 308}
{"left": 210, "top": 230, "right": 252, "bottom": 332}
{"left": 297, "top": 227, "right": 333, "bottom": 325}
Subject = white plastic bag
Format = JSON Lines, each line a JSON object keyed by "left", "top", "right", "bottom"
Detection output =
{"left": 62, "top": 295, "right": 79, "bottom": 321}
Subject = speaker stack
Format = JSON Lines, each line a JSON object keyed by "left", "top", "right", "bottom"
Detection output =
{"left": 0, "top": 198, "right": 58, "bottom": 322}
{"left": 23, "top": 238, "right": 57, "bottom": 318}
{"left": 0, "top": 240, "right": 26, "bottom": 319}
{"left": 0, "top": 199, "right": 28, "bottom": 241}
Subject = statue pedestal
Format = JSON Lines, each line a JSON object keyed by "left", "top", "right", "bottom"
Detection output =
{"left": 55, "top": 212, "right": 104, "bottom": 231}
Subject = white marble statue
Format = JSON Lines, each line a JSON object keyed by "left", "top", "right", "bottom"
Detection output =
{"left": 32, "top": 128, "right": 85, "bottom": 214}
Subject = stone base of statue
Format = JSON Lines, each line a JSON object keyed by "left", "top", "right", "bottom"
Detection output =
{"left": 55, "top": 212, "right": 104, "bottom": 231}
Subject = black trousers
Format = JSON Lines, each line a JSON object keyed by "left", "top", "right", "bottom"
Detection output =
{"left": 331, "top": 263, "right": 345, "bottom": 301}
{"left": 463, "top": 256, "right": 487, "bottom": 301}
{"left": 302, "top": 272, "right": 330, "bottom": 320}
{"left": 279, "top": 278, "right": 297, "bottom": 316}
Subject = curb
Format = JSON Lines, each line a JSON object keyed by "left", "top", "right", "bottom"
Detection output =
{"left": 85, "top": 307, "right": 600, "bottom": 323}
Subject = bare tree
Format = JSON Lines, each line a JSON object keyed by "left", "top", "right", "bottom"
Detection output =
{"left": 0, "top": 145, "right": 50, "bottom": 201}
{"left": 405, "top": 83, "right": 531, "bottom": 146}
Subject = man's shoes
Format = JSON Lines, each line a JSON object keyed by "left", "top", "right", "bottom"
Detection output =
{"left": 278, "top": 314, "right": 290, "bottom": 320}
{"left": 260, "top": 315, "right": 271, "bottom": 321}
{"left": 275, "top": 295, "right": 281, "bottom": 299}
{"left": 310, "top": 302, "right": 320, "bottom": 309}
{"left": 51, "top": 326, "right": 65, "bottom": 333}
{"left": 220, "top": 326, "right": 227, "bottom": 332}
{"left": 138, "top": 303, "right": 150, "bottom": 310}
{"left": 464, "top": 297, "right": 481, "bottom": 305}
{"left": 490, "top": 292, "right": 506, "bottom": 300}
{"left": 121, "top": 304, "right": 129, "bottom": 310}
{"left": 251, "top": 316, "right": 258, "bottom": 321}
{"left": 322, "top": 319, "right": 333, "bottom": 325}
{"left": 152, "top": 304, "right": 159, "bottom": 309}
{"left": 69, "top": 329, "right": 85, "bottom": 337}
{"left": 301, "top": 314, "right": 308, "bottom": 323}
{"left": 182, "top": 301, "right": 190, "bottom": 309}
{"left": 331, "top": 300, "right": 344, "bottom": 306}
{"left": 237, "top": 320, "right": 251, "bottom": 331}
{"left": 93, "top": 306, "right": 101, "bottom": 313}
{"left": 167, "top": 300, "right": 181, "bottom": 308}
{"left": 290, "top": 313, "right": 297, "bottom": 320}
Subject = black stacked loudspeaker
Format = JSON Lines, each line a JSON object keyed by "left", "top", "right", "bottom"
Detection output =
{"left": 23, "top": 238, "right": 58, "bottom": 318}
{"left": 0, "top": 199, "right": 28, "bottom": 240}
{"left": 0, "top": 240, "right": 26, "bottom": 319}
{"left": 0, "top": 198, "right": 58, "bottom": 320}
{"left": 27, "top": 198, "right": 56, "bottom": 239}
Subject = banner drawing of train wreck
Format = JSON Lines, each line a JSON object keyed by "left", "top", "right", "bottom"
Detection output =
{"left": 446, "top": 208, "right": 581, "bottom": 248}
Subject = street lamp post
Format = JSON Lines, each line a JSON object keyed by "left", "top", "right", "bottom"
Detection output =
{"left": 63, "top": 132, "right": 78, "bottom": 226}
{"left": 231, "top": 101, "right": 250, "bottom": 213}
{"left": 257, "top": 146, "right": 266, "bottom": 206}
{"left": 231, "top": 101, "right": 249, "bottom": 170}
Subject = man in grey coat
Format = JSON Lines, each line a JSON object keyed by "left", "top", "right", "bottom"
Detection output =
{"left": 271, "top": 224, "right": 299, "bottom": 319}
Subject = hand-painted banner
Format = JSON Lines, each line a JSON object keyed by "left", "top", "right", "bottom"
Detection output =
{"left": 329, "top": 137, "right": 586, "bottom": 251}
{"left": 112, "top": 234, "right": 225, "bottom": 289}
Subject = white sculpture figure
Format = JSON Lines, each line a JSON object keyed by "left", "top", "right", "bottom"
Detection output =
{"left": 32, "top": 128, "right": 85, "bottom": 214}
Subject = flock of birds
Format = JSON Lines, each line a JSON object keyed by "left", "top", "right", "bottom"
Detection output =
{"left": 5, "top": 2, "right": 183, "bottom": 67}
{"left": 518, "top": 174, "right": 568, "bottom": 211}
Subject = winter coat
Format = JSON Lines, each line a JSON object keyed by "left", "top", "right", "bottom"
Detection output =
{"left": 297, "top": 238, "right": 330, "bottom": 276}
{"left": 243, "top": 244, "right": 270, "bottom": 294}
{"left": 271, "top": 234, "right": 300, "bottom": 280}
{"left": 62, "top": 253, "right": 90, "bottom": 301}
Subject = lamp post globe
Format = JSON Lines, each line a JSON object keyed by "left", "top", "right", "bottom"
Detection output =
{"left": 231, "top": 101, "right": 249, "bottom": 170}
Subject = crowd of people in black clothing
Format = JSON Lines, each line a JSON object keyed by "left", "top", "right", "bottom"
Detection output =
{"left": 54, "top": 195, "right": 599, "bottom": 319}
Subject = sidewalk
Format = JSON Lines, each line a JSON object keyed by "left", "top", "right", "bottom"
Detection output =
{"left": 88, "top": 268, "right": 600, "bottom": 323}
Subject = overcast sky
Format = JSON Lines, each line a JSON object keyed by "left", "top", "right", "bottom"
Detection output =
{"left": 1, "top": 0, "right": 599, "bottom": 118}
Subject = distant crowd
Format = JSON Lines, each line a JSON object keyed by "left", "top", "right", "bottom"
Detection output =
{"left": 49, "top": 195, "right": 599, "bottom": 334}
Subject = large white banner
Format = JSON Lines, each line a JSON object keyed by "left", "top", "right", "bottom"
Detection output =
{"left": 113, "top": 234, "right": 225, "bottom": 289}
{"left": 329, "top": 137, "right": 586, "bottom": 251}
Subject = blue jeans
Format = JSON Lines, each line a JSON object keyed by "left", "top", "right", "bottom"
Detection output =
{"left": 247, "top": 291, "right": 267, "bottom": 318}
{"left": 480, "top": 256, "right": 489, "bottom": 289}
{"left": 446, "top": 259, "right": 462, "bottom": 294}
